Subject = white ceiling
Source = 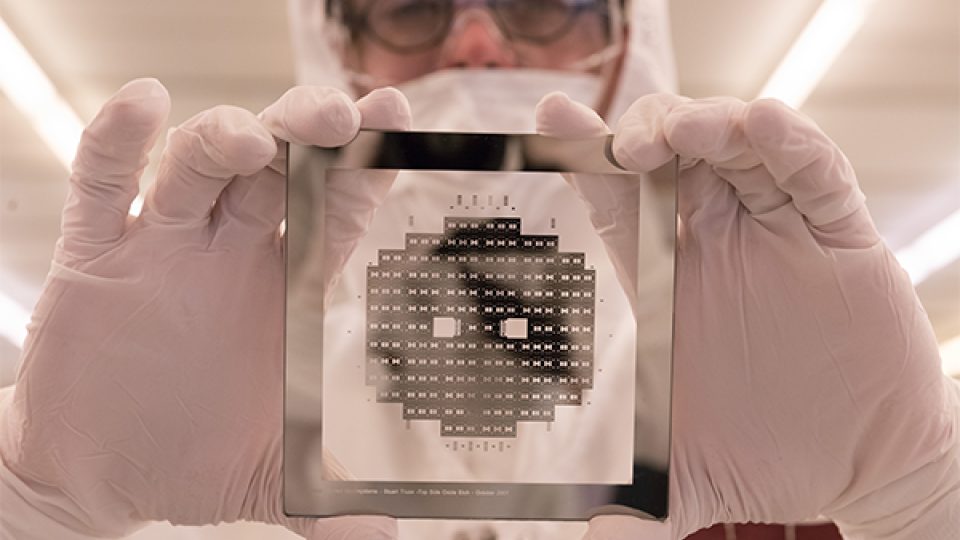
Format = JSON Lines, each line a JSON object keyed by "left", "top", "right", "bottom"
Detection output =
{"left": 1, "top": 0, "right": 958, "bottom": 380}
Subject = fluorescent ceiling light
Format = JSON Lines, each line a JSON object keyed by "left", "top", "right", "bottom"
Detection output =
{"left": 0, "top": 290, "right": 30, "bottom": 349}
{"left": 0, "top": 16, "right": 84, "bottom": 170}
{"left": 942, "top": 334, "right": 960, "bottom": 377}
{"left": 757, "top": 0, "right": 880, "bottom": 109}
{"left": 0, "top": 16, "right": 149, "bottom": 217}
{"left": 758, "top": 0, "right": 960, "bottom": 284}
{"left": 894, "top": 208, "right": 960, "bottom": 285}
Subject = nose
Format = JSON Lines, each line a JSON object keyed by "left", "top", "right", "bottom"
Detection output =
{"left": 440, "top": 9, "right": 517, "bottom": 69}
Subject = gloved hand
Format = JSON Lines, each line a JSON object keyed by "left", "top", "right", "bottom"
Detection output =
{"left": 536, "top": 93, "right": 960, "bottom": 539}
{"left": 0, "top": 79, "right": 410, "bottom": 539}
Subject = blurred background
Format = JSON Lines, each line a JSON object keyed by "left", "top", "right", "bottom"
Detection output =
{"left": 1, "top": 0, "right": 958, "bottom": 384}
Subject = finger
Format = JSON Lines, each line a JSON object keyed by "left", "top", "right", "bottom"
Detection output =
{"left": 583, "top": 515, "right": 673, "bottom": 540}
{"left": 323, "top": 88, "right": 410, "bottom": 281}
{"left": 663, "top": 97, "right": 791, "bottom": 216}
{"left": 321, "top": 445, "right": 355, "bottom": 480}
{"left": 611, "top": 93, "right": 690, "bottom": 172}
{"left": 674, "top": 160, "right": 743, "bottom": 243}
{"left": 355, "top": 87, "right": 412, "bottom": 131}
{"left": 219, "top": 86, "right": 406, "bottom": 246}
{"left": 532, "top": 91, "right": 638, "bottom": 305}
{"left": 142, "top": 106, "right": 276, "bottom": 223}
{"left": 614, "top": 96, "right": 742, "bottom": 228}
{"left": 259, "top": 86, "right": 362, "bottom": 147}
{"left": 208, "top": 166, "right": 286, "bottom": 247}
{"left": 663, "top": 97, "right": 757, "bottom": 168}
{"left": 318, "top": 88, "right": 411, "bottom": 285}
{"left": 743, "top": 99, "right": 872, "bottom": 234}
{"left": 268, "top": 88, "right": 409, "bottom": 301}
{"left": 61, "top": 78, "right": 170, "bottom": 260}
{"left": 287, "top": 515, "right": 398, "bottom": 540}
{"left": 319, "top": 169, "right": 398, "bottom": 295}
{"left": 535, "top": 91, "right": 610, "bottom": 138}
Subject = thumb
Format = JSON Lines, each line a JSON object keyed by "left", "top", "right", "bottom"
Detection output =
{"left": 288, "top": 515, "right": 398, "bottom": 540}
{"left": 535, "top": 91, "right": 610, "bottom": 138}
{"left": 585, "top": 515, "right": 675, "bottom": 540}
{"left": 61, "top": 78, "right": 170, "bottom": 261}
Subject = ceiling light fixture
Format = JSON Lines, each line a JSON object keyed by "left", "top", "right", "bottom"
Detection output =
{"left": 0, "top": 16, "right": 84, "bottom": 170}
{"left": 941, "top": 334, "right": 960, "bottom": 378}
{"left": 894, "top": 208, "right": 960, "bottom": 285}
{"left": 757, "top": 0, "right": 880, "bottom": 109}
{"left": 0, "top": 291, "right": 30, "bottom": 350}
{"left": 758, "top": 1, "right": 960, "bottom": 285}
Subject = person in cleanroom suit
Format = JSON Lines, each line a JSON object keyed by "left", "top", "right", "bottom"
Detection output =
{"left": 1, "top": 0, "right": 958, "bottom": 539}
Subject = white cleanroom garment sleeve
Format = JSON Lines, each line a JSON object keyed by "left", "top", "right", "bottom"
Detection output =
{"left": 535, "top": 93, "right": 960, "bottom": 540}
{"left": 0, "top": 79, "right": 408, "bottom": 540}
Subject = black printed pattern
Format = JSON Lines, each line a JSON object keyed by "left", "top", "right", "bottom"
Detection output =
{"left": 365, "top": 217, "right": 596, "bottom": 437}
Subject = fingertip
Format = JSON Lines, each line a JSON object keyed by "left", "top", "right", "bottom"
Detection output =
{"left": 741, "top": 98, "right": 803, "bottom": 147}
{"left": 743, "top": 98, "right": 868, "bottom": 229}
{"left": 585, "top": 514, "right": 671, "bottom": 540}
{"left": 261, "top": 87, "right": 362, "bottom": 147}
{"left": 662, "top": 97, "right": 746, "bottom": 158}
{"left": 82, "top": 78, "right": 171, "bottom": 155}
{"left": 224, "top": 126, "right": 277, "bottom": 177}
{"left": 73, "top": 79, "right": 172, "bottom": 182}
{"left": 172, "top": 105, "right": 276, "bottom": 177}
{"left": 109, "top": 78, "right": 169, "bottom": 128}
{"left": 356, "top": 87, "right": 411, "bottom": 131}
{"left": 299, "top": 516, "right": 398, "bottom": 540}
{"left": 535, "top": 91, "right": 610, "bottom": 138}
{"left": 317, "top": 91, "right": 363, "bottom": 145}
{"left": 611, "top": 93, "right": 686, "bottom": 172}
{"left": 63, "top": 79, "right": 173, "bottom": 259}
{"left": 115, "top": 78, "right": 170, "bottom": 107}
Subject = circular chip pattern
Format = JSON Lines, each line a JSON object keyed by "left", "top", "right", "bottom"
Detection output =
{"left": 366, "top": 217, "right": 596, "bottom": 437}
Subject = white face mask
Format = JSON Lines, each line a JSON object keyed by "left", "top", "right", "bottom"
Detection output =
{"left": 396, "top": 69, "right": 602, "bottom": 133}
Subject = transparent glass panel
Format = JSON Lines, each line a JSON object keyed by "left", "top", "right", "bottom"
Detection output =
{"left": 285, "top": 132, "right": 676, "bottom": 521}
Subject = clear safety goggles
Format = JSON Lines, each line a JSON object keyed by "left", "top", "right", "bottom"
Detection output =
{"left": 334, "top": 0, "right": 617, "bottom": 54}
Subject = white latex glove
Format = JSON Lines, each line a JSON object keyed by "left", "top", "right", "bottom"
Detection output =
{"left": 0, "top": 79, "right": 410, "bottom": 539}
{"left": 536, "top": 92, "right": 960, "bottom": 539}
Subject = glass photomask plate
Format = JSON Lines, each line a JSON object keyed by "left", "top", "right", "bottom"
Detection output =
{"left": 284, "top": 132, "right": 677, "bottom": 521}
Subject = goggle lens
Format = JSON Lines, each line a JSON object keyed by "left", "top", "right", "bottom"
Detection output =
{"left": 345, "top": 0, "right": 610, "bottom": 53}
{"left": 367, "top": 0, "right": 454, "bottom": 52}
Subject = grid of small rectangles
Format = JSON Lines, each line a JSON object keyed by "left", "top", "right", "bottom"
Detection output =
{"left": 366, "top": 217, "right": 596, "bottom": 437}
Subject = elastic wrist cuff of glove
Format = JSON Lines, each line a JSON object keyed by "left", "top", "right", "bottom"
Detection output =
{"left": 1, "top": 462, "right": 146, "bottom": 540}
